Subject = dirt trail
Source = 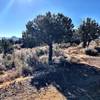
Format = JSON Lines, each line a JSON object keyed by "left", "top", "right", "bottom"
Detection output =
{"left": 63, "top": 46, "right": 100, "bottom": 68}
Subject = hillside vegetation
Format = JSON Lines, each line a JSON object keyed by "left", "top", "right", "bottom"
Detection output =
{"left": 0, "top": 12, "right": 100, "bottom": 100}
{"left": 0, "top": 43, "right": 100, "bottom": 100}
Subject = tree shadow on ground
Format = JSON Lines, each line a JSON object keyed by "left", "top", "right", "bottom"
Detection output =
{"left": 31, "top": 61, "right": 100, "bottom": 100}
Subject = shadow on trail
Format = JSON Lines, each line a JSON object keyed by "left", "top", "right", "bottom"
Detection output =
{"left": 31, "top": 61, "right": 100, "bottom": 100}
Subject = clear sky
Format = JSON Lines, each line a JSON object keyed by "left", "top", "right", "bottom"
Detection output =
{"left": 0, "top": 0, "right": 100, "bottom": 37}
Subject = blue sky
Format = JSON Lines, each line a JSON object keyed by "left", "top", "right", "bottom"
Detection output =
{"left": 0, "top": 0, "right": 100, "bottom": 37}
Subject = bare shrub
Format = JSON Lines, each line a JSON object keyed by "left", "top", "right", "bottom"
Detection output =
{"left": 21, "top": 66, "right": 33, "bottom": 77}
{"left": 85, "top": 48, "right": 99, "bottom": 56}
{"left": 3, "top": 54, "right": 15, "bottom": 70}
{"left": 36, "top": 48, "right": 46, "bottom": 57}
{"left": 53, "top": 45, "right": 64, "bottom": 57}
{"left": 95, "top": 47, "right": 100, "bottom": 53}
{"left": 13, "top": 44, "right": 21, "bottom": 50}
{"left": 39, "top": 55, "right": 48, "bottom": 64}
{"left": 58, "top": 43, "right": 71, "bottom": 48}
{"left": 0, "top": 64, "right": 6, "bottom": 71}
{"left": 13, "top": 49, "right": 46, "bottom": 76}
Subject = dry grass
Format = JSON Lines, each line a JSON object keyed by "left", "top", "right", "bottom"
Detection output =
{"left": 0, "top": 69, "right": 20, "bottom": 84}
{"left": 0, "top": 76, "right": 66, "bottom": 100}
{"left": 0, "top": 76, "right": 30, "bottom": 89}
{"left": 0, "top": 43, "right": 100, "bottom": 100}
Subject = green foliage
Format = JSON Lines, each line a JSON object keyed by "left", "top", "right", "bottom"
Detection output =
{"left": 22, "top": 31, "right": 41, "bottom": 48}
{"left": 22, "top": 12, "right": 74, "bottom": 46}
{"left": 71, "top": 29, "right": 81, "bottom": 45}
{"left": 78, "top": 18, "right": 100, "bottom": 48}
{"left": 0, "top": 38, "right": 14, "bottom": 56}
{"left": 23, "top": 12, "right": 74, "bottom": 64}
{"left": 3, "top": 54, "right": 15, "bottom": 70}
{"left": 32, "top": 12, "right": 74, "bottom": 44}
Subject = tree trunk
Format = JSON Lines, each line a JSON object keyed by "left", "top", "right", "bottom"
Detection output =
{"left": 87, "top": 40, "right": 91, "bottom": 47}
{"left": 48, "top": 43, "right": 53, "bottom": 65}
{"left": 87, "top": 41, "right": 90, "bottom": 47}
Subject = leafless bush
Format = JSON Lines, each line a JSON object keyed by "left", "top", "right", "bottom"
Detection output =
{"left": 58, "top": 43, "right": 71, "bottom": 48}
{"left": 85, "top": 48, "right": 99, "bottom": 56}
{"left": 3, "top": 54, "right": 15, "bottom": 70}
{"left": 36, "top": 48, "right": 46, "bottom": 57}
{"left": 13, "top": 49, "right": 46, "bottom": 76}
{"left": 95, "top": 47, "right": 100, "bottom": 53}
{"left": 39, "top": 55, "right": 48, "bottom": 64}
